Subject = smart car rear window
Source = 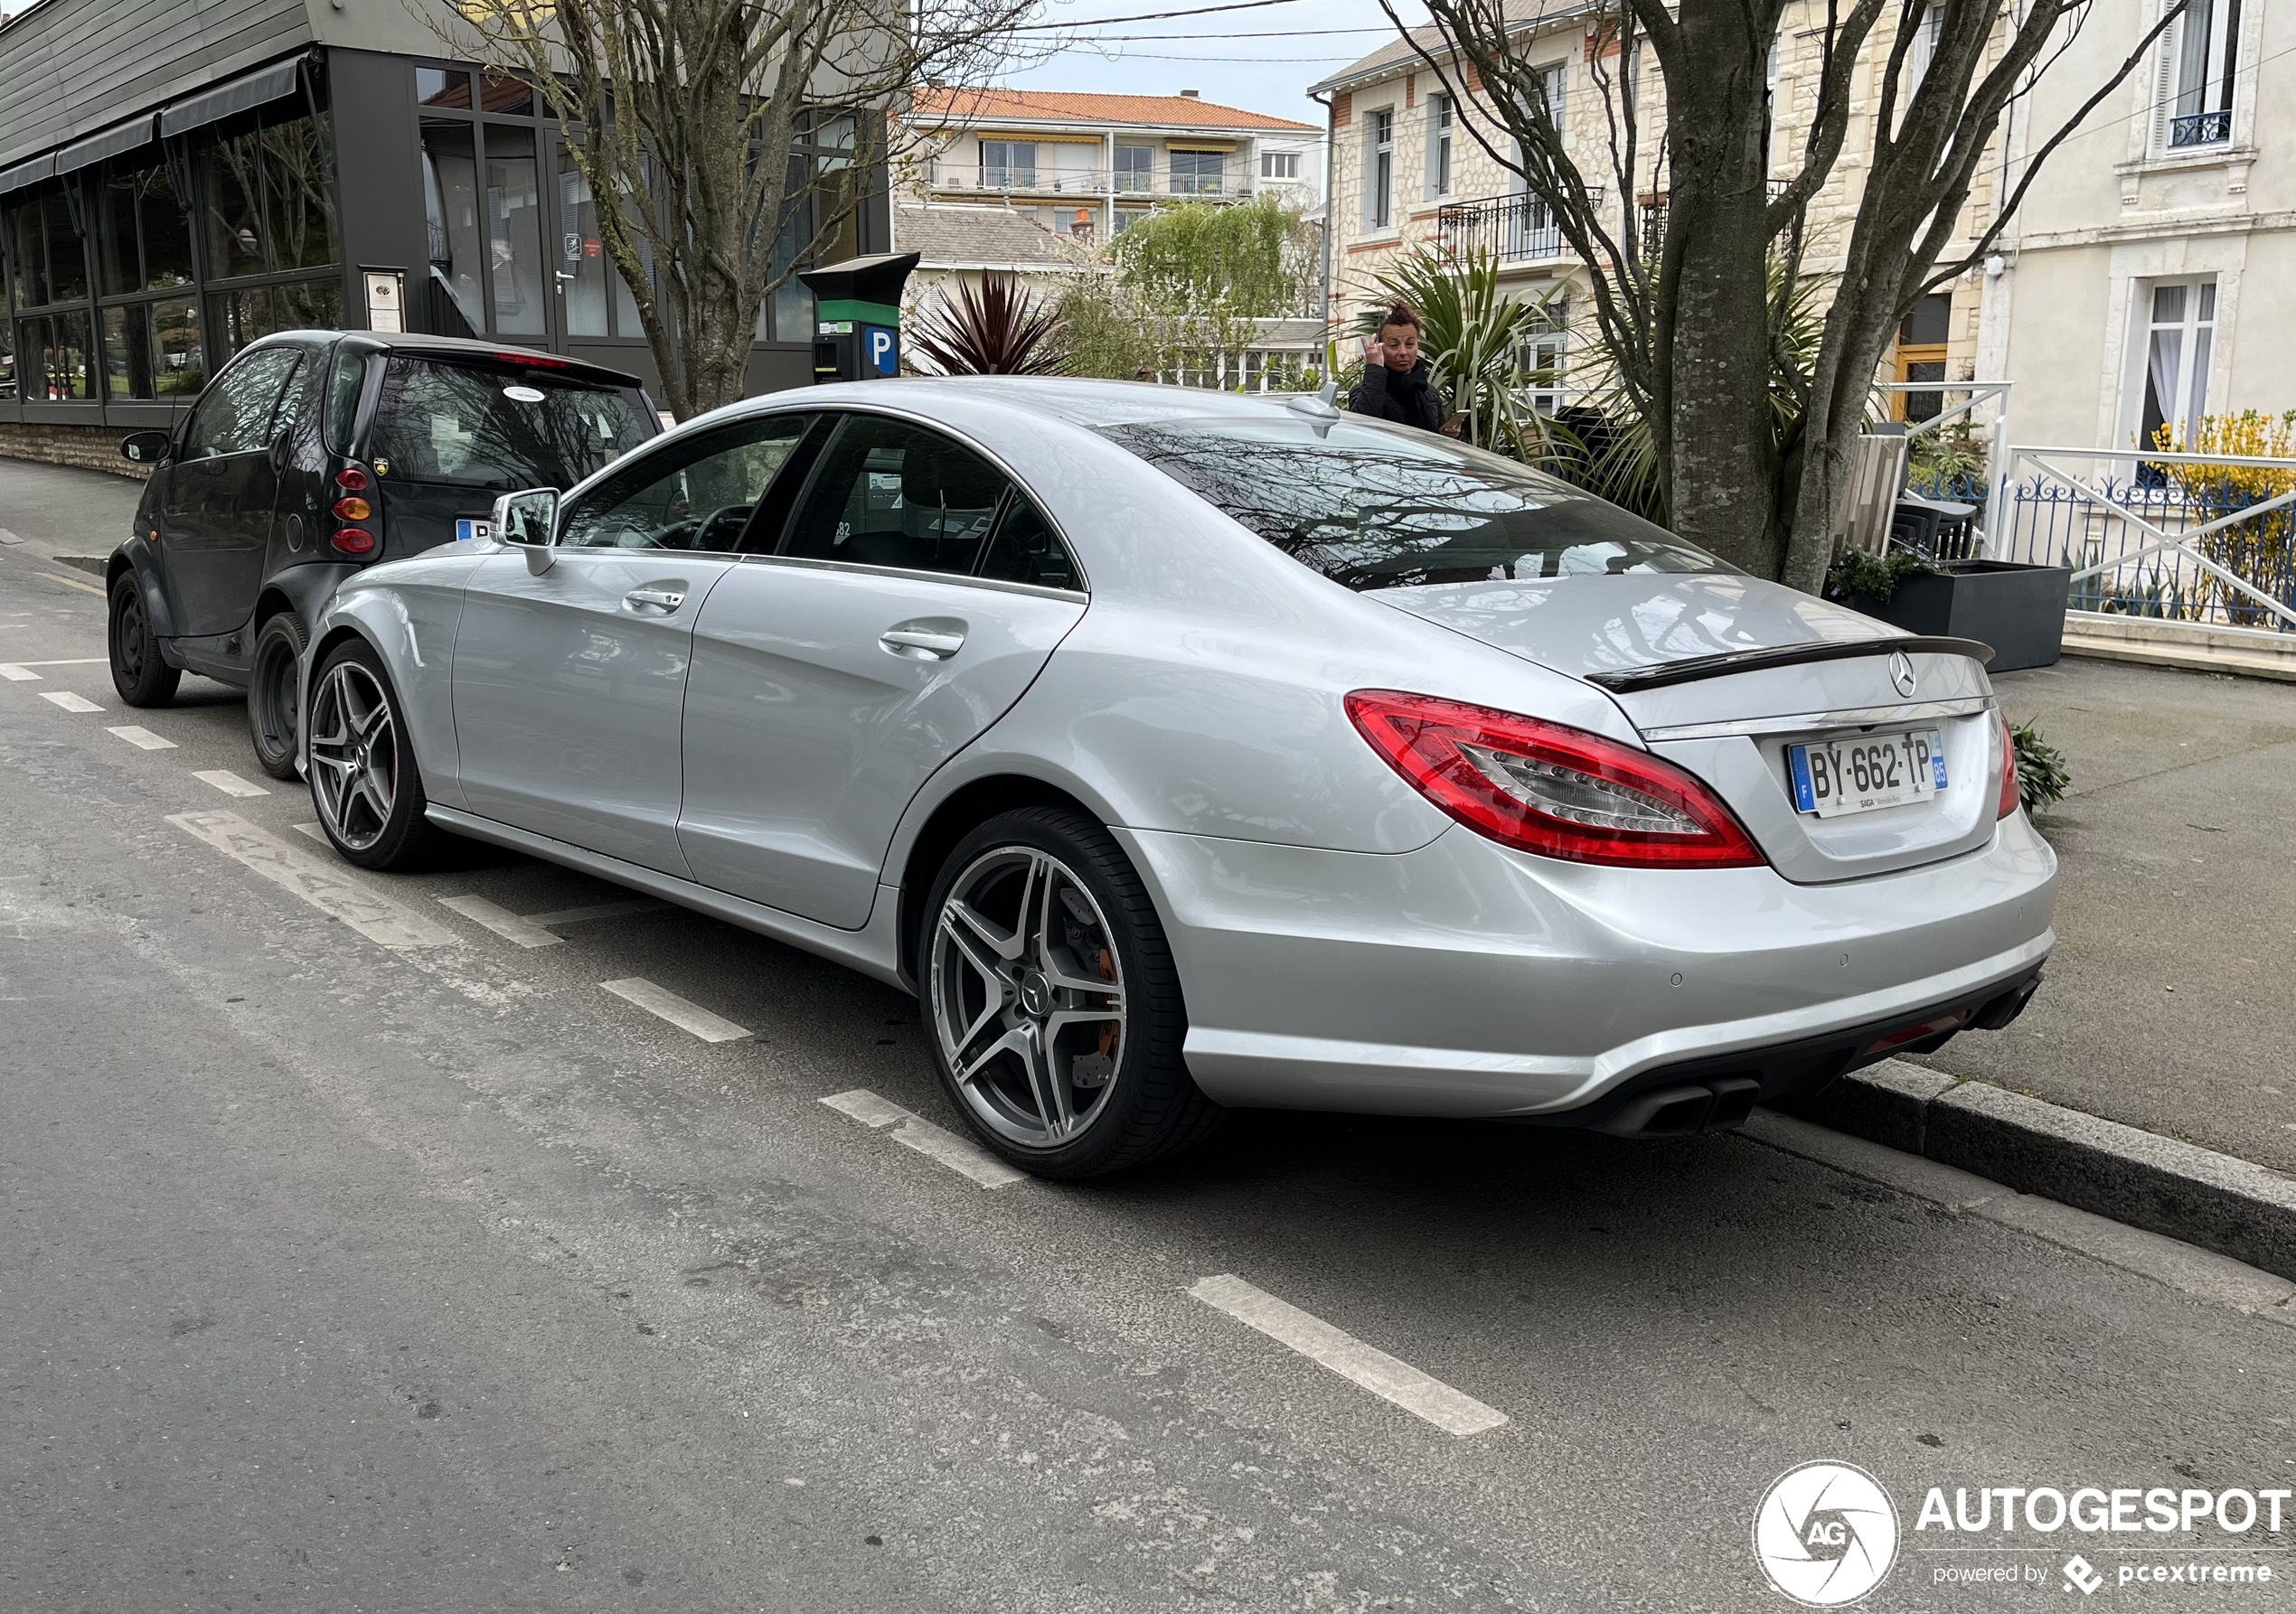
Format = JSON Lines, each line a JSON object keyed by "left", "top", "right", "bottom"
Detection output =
{"left": 367, "top": 357, "right": 654, "bottom": 490}
{"left": 1097, "top": 418, "right": 1730, "bottom": 592}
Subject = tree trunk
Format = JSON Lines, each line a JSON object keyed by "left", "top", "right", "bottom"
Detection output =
{"left": 1651, "top": 11, "right": 1782, "bottom": 576}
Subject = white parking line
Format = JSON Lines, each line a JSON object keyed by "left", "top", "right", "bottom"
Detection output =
{"left": 525, "top": 898, "right": 670, "bottom": 927}
{"left": 4, "top": 658, "right": 109, "bottom": 680}
{"left": 38, "top": 690, "right": 103, "bottom": 712}
{"left": 438, "top": 895, "right": 564, "bottom": 949}
{"left": 0, "top": 528, "right": 22, "bottom": 545}
{"left": 108, "top": 725, "right": 176, "bottom": 750}
{"left": 292, "top": 821, "right": 328, "bottom": 844}
{"left": 599, "top": 977, "right": 752, "bottom": 1043}
{"left": 40, "top": 572, "right": 107, "bottom": 596}
{"left": 818, "top": 1088, "right": 1028, "bottom": 1188}
{"left": 193, "top": 769, "right": 270, "bottom": 798}
{"left": 169, "top": 811, "right": 460, "bottom": 950}
{"left": 1188, "top": 1274, "right": 1510, "bottom": 1438}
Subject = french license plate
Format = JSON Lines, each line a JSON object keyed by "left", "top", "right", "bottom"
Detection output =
{"left": 1788, "top": 728, "right": 1946, "bottom": 818}
{"left": 456, "top": 518, "right": 491, "bottom": 543}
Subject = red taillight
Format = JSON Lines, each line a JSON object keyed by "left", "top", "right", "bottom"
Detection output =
{"left": 334, "top": 464, "right": 370, "bottom": 492}
{"left": 496, "top": 350, "right": 570, "bottom": 369}
{"left": 1345, "top": 690, "right": 1766, "bottom": 868}
{"left": 1998, "top": 714, "right": 2020, "bottom": 818}
{"left": 333, "top": 495, "right": 372, "bottom": 521}
{"left": 333, "top": 527, "right": 377, "bottom": 556}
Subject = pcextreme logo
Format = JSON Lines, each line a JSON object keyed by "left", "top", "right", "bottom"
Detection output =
{"left": 1755, "top": 1461, "right": 1903, "bottom": 1607}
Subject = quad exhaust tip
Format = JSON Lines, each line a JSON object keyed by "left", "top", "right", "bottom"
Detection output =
{"left": 1598, "top": 1077, "right": 1762, "bottom": 1139}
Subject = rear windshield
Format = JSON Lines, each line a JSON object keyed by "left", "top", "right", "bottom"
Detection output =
{"left": 1097, "top": 418, "right": 1728, "bottom": 592}
{"left": 368, "top": 357, "right": 654, "bottom": 491}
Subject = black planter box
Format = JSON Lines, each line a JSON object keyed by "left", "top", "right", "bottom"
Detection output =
{"left": 1849, "top": 560, "right": 2073, "bottom": 672}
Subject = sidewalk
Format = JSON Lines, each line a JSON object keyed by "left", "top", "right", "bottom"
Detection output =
{"left": 1915, "top": 654, "right": 2296, "bottom": 1176}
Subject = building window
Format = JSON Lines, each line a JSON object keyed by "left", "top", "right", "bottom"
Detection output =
{"left": 1260, "top": 149, "right": 1299, "bottom": 183}
{"left": 1426, "top": 93, "right": 1453, "bottom": 199}
{"left": 2154, "top": 0, "right": 2240, "bottom": 150}
{"left": 982, "top": 140, "right": 1036, "bottom": 189}
{"left": 1114, "top": 207, "right": 1148, "bottom": 233}
{"left": 1171, "top": 150, "right": 1227, "bottom": 195}
{"left": 199, "top": 107, "right": 342, "bottom": 361}
{"left": 1893, "top": 293, "right": 1952, "bottom": 422}
{"left": 2130, "top": 277, "right": 2216, "bottom": 449}
{"left": 1115, "top": 144, "right": 1155, "bottom": 192}
{"left": 485, "top": 126, "right": 547, "bottom": 337}
{"left": 1368, "top": 108, "right": 1394, "bottom": 229}
{"left": 5, "top": 189, "right": 96, "bottom": 400}
{"left": 97, "top": 161, "right": 204, "bottom": 399}
{"left": 1519, "top": 294, "right": 1567, "bottom": 412}
{"left": 1908, "top": 2, "right": 1945, "bottom": 89}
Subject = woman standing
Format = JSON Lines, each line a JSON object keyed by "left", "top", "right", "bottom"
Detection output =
{"left": 1346, "top": 304, "right": 1461, "bottom": 436}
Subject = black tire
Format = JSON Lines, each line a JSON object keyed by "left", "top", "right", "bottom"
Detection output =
{"left": 305, "top": 638, "right": 451, "bottom": 872}
{"left": 108, "top": 572, "right": 180, "bottom": 708}
{"left": 920, "top": 806, "right": 1222, "bottom": 1179}
{"left": 246, "top": 610, "right": 306, "bottom": 780}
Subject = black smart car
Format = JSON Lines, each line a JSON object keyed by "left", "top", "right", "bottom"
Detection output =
{"left": 106, "top": 331, "right": 660, "bottom": 776}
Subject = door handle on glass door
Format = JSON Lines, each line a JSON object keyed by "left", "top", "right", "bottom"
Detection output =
{"left": 879, "top": 624, "right": 966, "bottom": 660}
{"left": 623, "top": 586, "right": 687, "bottom": 613}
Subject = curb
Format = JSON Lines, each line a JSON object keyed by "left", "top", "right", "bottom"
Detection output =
{"left": 1780, "top": 1059, "right": 2296, "bottom": 1283}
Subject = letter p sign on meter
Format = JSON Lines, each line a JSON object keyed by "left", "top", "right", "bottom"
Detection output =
{"left": 865, "top": 324, "right": 899, "bottom": 377}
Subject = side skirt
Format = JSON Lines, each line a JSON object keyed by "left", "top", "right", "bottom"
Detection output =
{"left": 424, "top": 803, "right": 912, "bottom": 992}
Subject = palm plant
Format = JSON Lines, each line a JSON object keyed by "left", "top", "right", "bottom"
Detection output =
{"left": 908, "top": 271, "right": 1067, "bottom": 377}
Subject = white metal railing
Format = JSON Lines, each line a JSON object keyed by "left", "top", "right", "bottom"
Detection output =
{"left": 925, "top": 164, "right": 1265, "bottom": 202}
{"left": 1990, "top": 445, "right": 2296, "bottom": 632}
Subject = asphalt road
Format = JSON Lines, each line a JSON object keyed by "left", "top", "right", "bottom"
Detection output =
{"left": 4, "top": 456, "right": 2293, "bottom": 1612}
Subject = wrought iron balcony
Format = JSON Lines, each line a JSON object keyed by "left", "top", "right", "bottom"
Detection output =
{"left": 1434, "top": 191, "right": 1593, "bottom": 264}
{"left": 2169, "top": 108, "right": 2233, "bottom": 149}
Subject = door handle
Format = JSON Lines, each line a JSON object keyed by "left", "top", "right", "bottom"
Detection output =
{"left": 623, "top": 586, "right": 687, "bottom": 613}
{"left": 880, "top": 624, "right": 966, "bottom": 660}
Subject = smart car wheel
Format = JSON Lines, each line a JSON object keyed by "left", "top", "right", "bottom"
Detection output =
{"left": 108, "top": 574, "right": 180, "bottom": 708}
{"left": 306, "top": 640, "right": 447, "bottom": 871}
{"left": 923, "top": 807, "right": 1220, "bottom": 1179}
{"left": 246, "top": 612, "right": 306, "bottom": 780}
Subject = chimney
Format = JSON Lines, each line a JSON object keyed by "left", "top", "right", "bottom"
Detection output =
{"left": 1179, "top": 89, "right": 1200, "bottom": 99}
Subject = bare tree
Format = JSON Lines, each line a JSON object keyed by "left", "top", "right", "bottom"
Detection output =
{"left": 440, "top": 0, "right": 1040, "bottom": 419}
{"left": 1387, "top": 0, "right": 2185, "bottom": 588}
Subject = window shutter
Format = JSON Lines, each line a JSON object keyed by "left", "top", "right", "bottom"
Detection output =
{"left": 2149, "top": 11, "right": 2181, "bottom": 154}
{"left": 1543, "top": 63, "right": 1567, "bottom": 127}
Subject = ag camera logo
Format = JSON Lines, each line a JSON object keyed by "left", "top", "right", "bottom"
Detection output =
{"left": 1754, "top": 1461, "right": 1901, "bottom": 1606}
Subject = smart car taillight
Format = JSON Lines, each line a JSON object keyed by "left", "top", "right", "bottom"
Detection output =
{"left": 1345, "top": 690, "right": 1765, "bottom": 869}
{"left": 333, "top": 527, "right": 377, "bottom": 556}
{"left": 1998, "top": 714, "right": 2020, "bottom": 819}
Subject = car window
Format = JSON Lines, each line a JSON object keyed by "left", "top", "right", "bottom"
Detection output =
{"left": 977, "top": 493, "right": 1081, "bottom": 591}
{"left": 325, "top": 345, "right": 368, "bottom": 455}
{"left": 183, "top": 347, "right": 302, "bottom": 458}
{"left": 558, "top": 412, "right": 814, "bottom": 553}
{"left": 367, "top": 356, "right": 654, "bottom": 491}
{"left": 784, "top": 414, "right": 1008, "bottom": 577}
{"left": 1097, "top": 418, "right": 1732, "bottom": 592}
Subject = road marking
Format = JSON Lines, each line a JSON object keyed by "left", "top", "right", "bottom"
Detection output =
{"left": 108, "top": 725, "right": 177, "bottom": 750}
{"left": 525, "top": 898, "right": 670, "bottom": 927}
{"left": 39, "top": 571, "right": 107, "bottom": 596}
{"left": 9, "top": 658, "right": 107, "bottom": 666}
{"left": 599, "top": 977, "right": 751, "bottom": 1043}
{"left": 0, "top": 665, "right": 36, "bottom": 680}
{"left": 1188, "top": 1274, "right": 1510, "bottom": 1438}
{"left": 193, "top": 769, "right": 270, "bottom": 798}
{"left": 38, "top": 690, "right": 104, "bottom": 712}
{"left": 438, "top": 895, "right": 564, "bottom": 949}
{"left": 818, "top": 1088, "right": 1027, "bottom": 1188}
{"left": 0, "top": 528, "right": 22, "bottom": 545}
{"left": 292, "top": 821, "right": 328, "bottom": 844}
{"left": 169, "top": 811, "right": 460, "bottom": 950}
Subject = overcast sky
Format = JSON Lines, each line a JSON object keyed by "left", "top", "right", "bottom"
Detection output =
{"left": 1002, "top": 0, "right": 1428, "bottom": 129}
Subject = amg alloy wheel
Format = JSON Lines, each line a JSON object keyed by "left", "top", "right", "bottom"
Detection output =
{"left": 306, "top": 642, "right": 447, "bottom": 871}
{"left": 923, "top": 808, "right": 1220, "bottom": 1178}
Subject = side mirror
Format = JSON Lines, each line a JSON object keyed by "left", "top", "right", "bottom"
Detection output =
{"left": 493, "top": 487, "right": 560, "bottom": 575}
{"left": 121, "top": 430, "right": 172, "bottom": 465}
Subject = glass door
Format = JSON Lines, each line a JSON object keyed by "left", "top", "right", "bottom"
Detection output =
{"left": 549, "top": 141, "right": 644, "bottom": 350}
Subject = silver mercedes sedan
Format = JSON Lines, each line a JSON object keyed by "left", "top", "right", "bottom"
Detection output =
{"left": 299, "top": 378, "right": 2056, "bottom": 1178}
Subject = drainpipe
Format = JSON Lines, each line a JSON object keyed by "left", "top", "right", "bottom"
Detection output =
{"left": 1310, "top": 89, "right": 1334, "bottom": 380}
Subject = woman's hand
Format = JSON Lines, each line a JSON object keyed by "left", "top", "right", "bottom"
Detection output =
{"left": 1360, "top": 335, "right": 1382, "bottom": 363}
{"left": 1440, "top": 418, "right": 1464, "bottom": 438}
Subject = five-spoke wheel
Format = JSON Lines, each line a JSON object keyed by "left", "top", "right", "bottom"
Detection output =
{"left": 306, "top": 641, "right": 445, "bottom": 870}
{"left": 923, "top": 808, "right": 1220, "bottom": 1178}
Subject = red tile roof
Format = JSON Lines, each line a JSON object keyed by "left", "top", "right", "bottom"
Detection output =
{"left": 908, "top": 86, "right": 1317, "bottom": 133}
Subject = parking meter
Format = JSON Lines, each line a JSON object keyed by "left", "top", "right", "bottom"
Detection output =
{"left": 797, "top": 252, "right": 921, "bottom": 383}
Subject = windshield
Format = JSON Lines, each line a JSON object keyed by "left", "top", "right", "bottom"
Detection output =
{"left": 368, "top": 357, "right": 654, "bottom": 491}
{"left": 1098, "top": 418, "right": 1729, "bottom": 592}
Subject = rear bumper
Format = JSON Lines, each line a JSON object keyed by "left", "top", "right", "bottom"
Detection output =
{"left": 1122, "top": 812, "right": 2057, "bottom": 1120}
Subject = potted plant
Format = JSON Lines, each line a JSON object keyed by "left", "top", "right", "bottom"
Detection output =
{"left": 1824, "top": 549, "right": 2072, "bottom": 672}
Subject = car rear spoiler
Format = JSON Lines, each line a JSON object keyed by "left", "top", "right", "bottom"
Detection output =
{"left": 1585, "top": 635, "right": 1996, "bottom": 694}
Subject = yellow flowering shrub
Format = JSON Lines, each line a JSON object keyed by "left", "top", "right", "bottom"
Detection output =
{"left": 2149, "top": 410, "right": 2296, "bottom": 626}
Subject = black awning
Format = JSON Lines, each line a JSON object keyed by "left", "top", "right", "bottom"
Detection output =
{"left": 0, "top": 152, "right": 55, "bottom": 197}
{"left": 55, "top": 114, "right": 156, "bottom": 176}
{"left": 157, "top": 54, "right": 307, "bottom": 139}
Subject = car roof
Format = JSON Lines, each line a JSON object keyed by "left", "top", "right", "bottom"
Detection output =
{"left": 776, "top": 375, "right": 1322, "bottom": 431}
{"left": 242, "top": 328, "right": 650, "bottom": 389}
